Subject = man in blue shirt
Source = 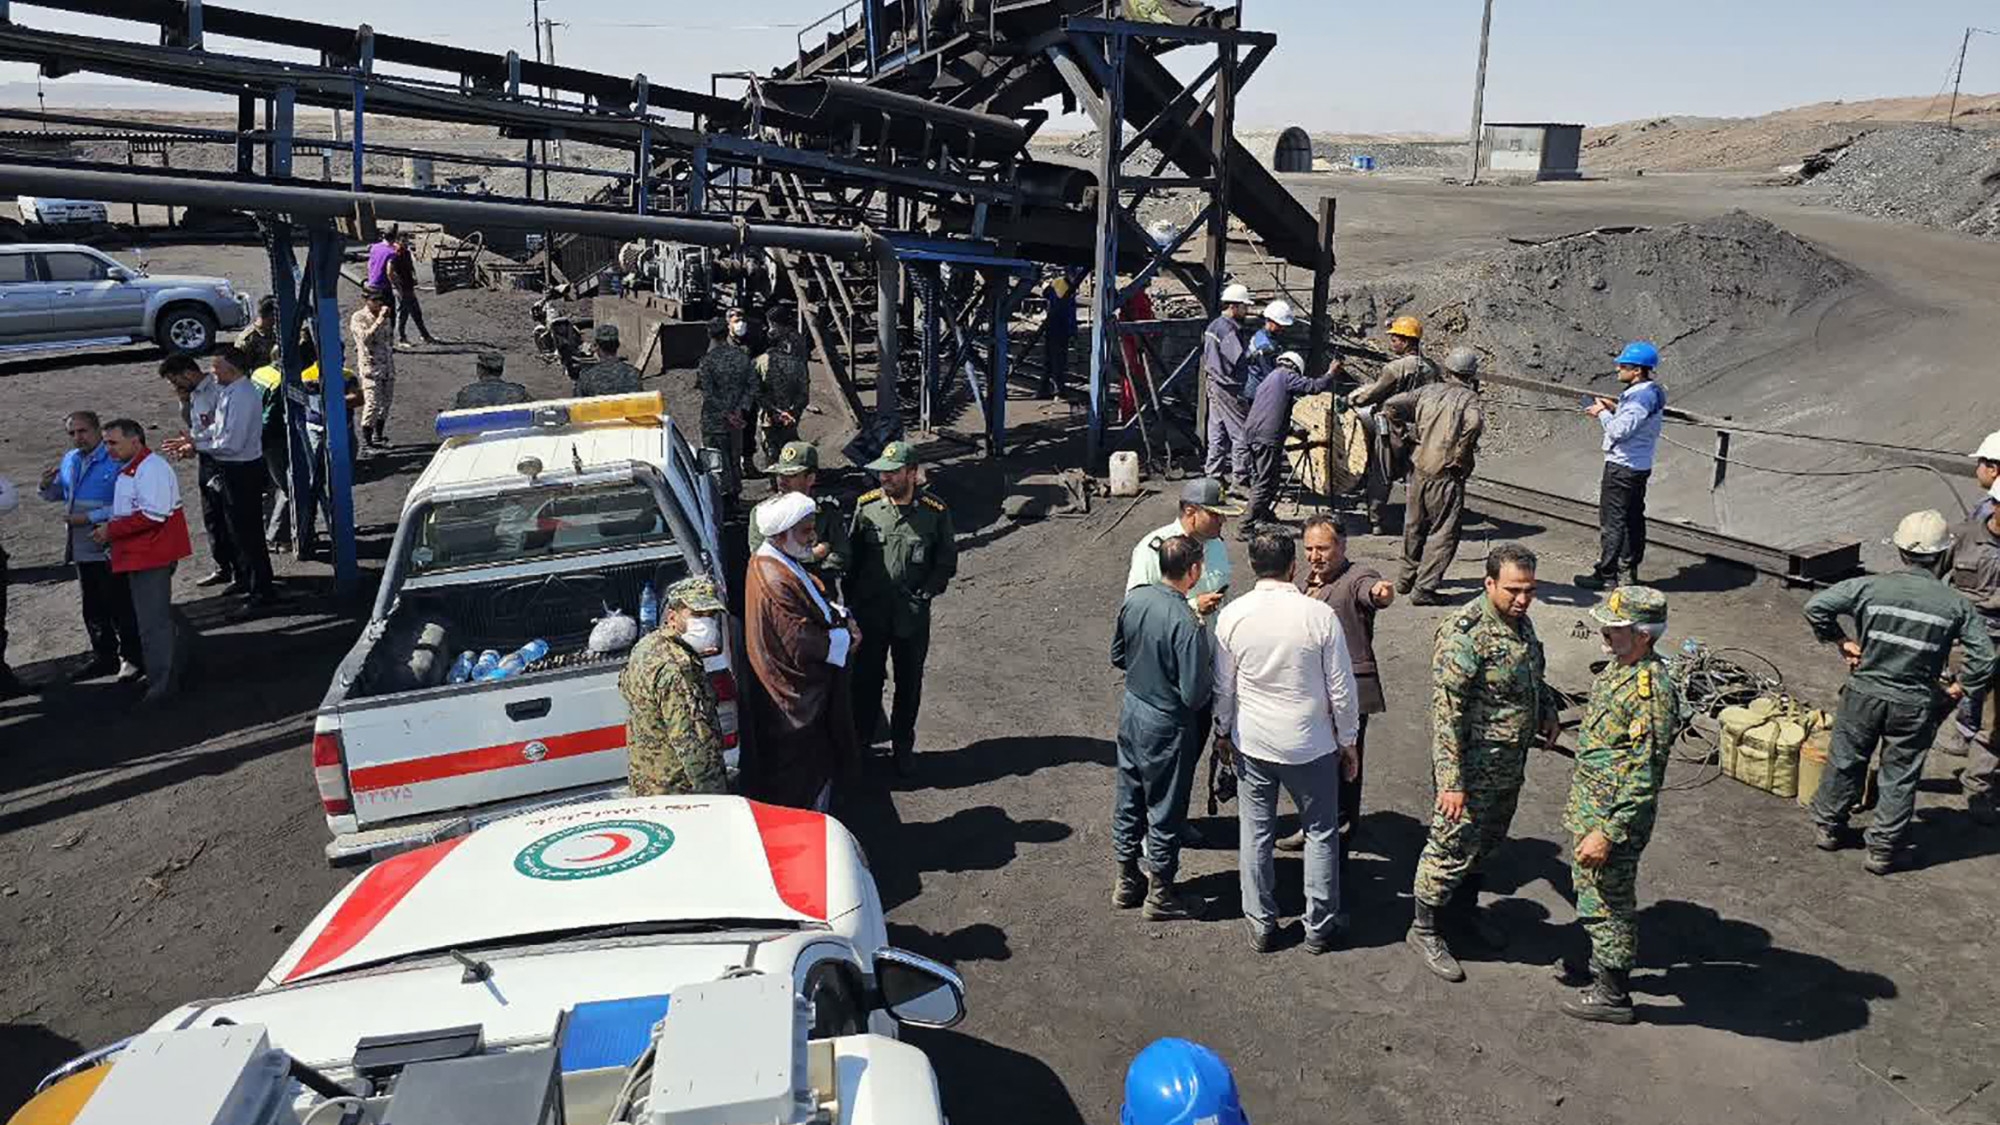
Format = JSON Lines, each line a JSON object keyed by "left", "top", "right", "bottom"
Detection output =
{"left": 1577, "top": 342, "right": 1666, "bottom": 591}
{"left": 38, "top": 410, "right": 142, "bottom": 680}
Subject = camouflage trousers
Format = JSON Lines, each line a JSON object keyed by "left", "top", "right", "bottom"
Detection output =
{"left": 1412, "top": 782, "right": 1522, "bottom": 908}
{"left": 1572, "top": 838, "right": 1645, "bottom": 971}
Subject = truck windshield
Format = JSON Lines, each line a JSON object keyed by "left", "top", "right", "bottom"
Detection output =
{"left": 411, "top": 482, "right": 668, "bottom": 572}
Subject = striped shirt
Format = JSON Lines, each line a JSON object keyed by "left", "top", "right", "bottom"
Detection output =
{"left": 1804, "top": 567, "right": 1996, "bottom": 707}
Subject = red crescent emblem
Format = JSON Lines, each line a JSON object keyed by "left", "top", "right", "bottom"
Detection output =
{"left": 572, "top": 831, "right": 634, "bottom": 863}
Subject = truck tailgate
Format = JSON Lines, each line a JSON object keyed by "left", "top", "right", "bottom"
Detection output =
{"left": 338, "top": 670, "right": 627, "bottom": 826}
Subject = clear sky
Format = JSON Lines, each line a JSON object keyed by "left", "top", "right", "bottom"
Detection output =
{"left": 1, "top": 0, "right": 1995, "bottom": 133}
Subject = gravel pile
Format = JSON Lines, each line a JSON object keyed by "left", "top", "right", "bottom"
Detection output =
{"left": 1796, "top": 124, "right": 2000, "bottom": 238}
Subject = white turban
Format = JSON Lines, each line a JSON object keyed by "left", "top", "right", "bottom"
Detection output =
{"left": 755, "top": 491, "right": 817, "bottom": 539}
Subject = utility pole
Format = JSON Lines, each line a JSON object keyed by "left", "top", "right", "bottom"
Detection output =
{"left": 1950, "top": 26, "right": 1973, "bottom": 125}
{"left": 1466, "top": 0, "right": 1495, "bottom": 183}
{"left": 542, "top": 18, "right": 566, "bottom": 170}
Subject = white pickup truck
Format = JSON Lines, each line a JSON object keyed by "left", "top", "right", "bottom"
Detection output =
{"left": 313, "top": 394, "right": 743, "bottom": 866}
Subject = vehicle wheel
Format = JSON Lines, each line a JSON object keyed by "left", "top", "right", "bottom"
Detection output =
{"left": 157, "top": 304, "right": 217, "bottom": 354}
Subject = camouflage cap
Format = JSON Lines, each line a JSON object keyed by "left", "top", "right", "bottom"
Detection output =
{"left": 593, "top": 322, "right": 620, "bottom": 346}
{"left": 1590, "top": 585, "right": 1667, "bottom": 628}
{"left": 665, "top": 576, "right": 725, "bottom": 613}
{"left": 476, "top": 352, "right": 506, "bottom": 374}
{"left": 773, "top": 440, "right": 819, "bottom": 476}
{"left": 865, "top": 440, "right": 916, "bottom": 472}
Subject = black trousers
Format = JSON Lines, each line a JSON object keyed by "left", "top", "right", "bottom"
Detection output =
{"left": 0, "top": 545, "right": 10, "bottom": 671}
{"left": 1594, "top": 463, "right": 1651, "bottom": 576}
{"left": 396, "top": 287, "right": 432, "bottom": 341}
{"left": 1246, "top": 441, "right": 1286, "bottom": 524}
{"left": 216, "top": 458, "right": 275, "bottom": 594}
{"left": 1042, "top": 330, "right": 1071, "bottom": 396}
{"left": 195, "top": 453, "right": 237, "bottom": 578}
{"left": 78, "top": 560, "right": 143, "bottom": 664}
{"left": 851, "top": 617, "right": 930, "bottom": 754}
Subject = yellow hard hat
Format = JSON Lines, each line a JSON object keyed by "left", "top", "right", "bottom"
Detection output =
{"left": 1387, "top": 316, "right": 1423, "bottom": 340}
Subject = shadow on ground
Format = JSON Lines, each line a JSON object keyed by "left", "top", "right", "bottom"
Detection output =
{"left": 0, "top": 1022, "right": 84, "bottom": 1114}
{"left": 902, "top": 1026, "right": 1085, "bottom": 1125}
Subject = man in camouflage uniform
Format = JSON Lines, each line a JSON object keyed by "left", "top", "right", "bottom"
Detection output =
{"left": 1552, "top": 586, "right": 1680, "bottom": 1024}
{"left": 747, "top": 441, "right": 849, "bottom": 597}
{"left": 451, "top": 352, "right": 532, "bottom": 409}
{"left": 237, "top": 295, "right": 279, "bottom": 367}
{"left": 619, "top": 576, "right": 731, "bottom": 796}
{"left": 576, "top": 323, "right": 644, "bottom": 398}
{"left": 849, "top": 440, "right": 958, "bottom": 776}
{"left": 1407, "top": 541, "right": 1560, "bottom": 982}
{"left": 757, "top": 306, "right": 812, "bottom": 465}
{"left": 695, "top": 317, "right": 757, "bottom": 503}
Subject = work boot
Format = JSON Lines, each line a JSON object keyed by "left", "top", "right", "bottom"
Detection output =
{"left": 117, "top": 661, "right": 144, "bottom": 684}
{"left": 1367, "top": 505, "right": 1388, "bottom": 536}
{"left": 1409, "top": 589, "right": 1448, "bottom": 607}
{"left": 1112, "top": 861, "right": 1145, "bottom": 910}
{"left": 69, "top": 656, "right": 121, "bottom": 683}
{"left": 1863, "top": 846, "right": 1900, "bottom": 876}
{"left": 1395, "top": 577, "right": 1415, "bottom": 596}
{"left": 195, "top": 568, "right": 236, "bottom": 588}
{"left": 1450, "top": 878, "right": 1509, "bottom": 952}
{"left": 1142, "top": 875, "right": 1204, "bottom": 921}
{"left": 1813, "top": 823, "right": 1850, "bottom": 852}
{"left": 1560, "top": 966, "right": 1636, "bottom": 1025}
{"left": 1406, "top": 901, "right": 1465, "bottom": 982}
{"left": 1574, "top": 570, "right": 1613, "bottom": 592}
{"left": 1275, "top": 829, "right": 1306, "bottom": 853}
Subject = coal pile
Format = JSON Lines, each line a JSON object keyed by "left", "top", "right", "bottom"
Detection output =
{"left": 1795, "top": 123, "right": 2000, "bottom": 239}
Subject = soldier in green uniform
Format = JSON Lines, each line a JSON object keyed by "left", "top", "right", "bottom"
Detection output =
{"left": 618, "top": 576, "right": 731, "bottom": 796}
{"left": 695, "top": 317, "right": 757, "bottom": 503}
{"left": 848, "top": 440, "right": 958, "bottom": 775}
{"left": 576, "top": 323, "right": 645, "bottom": 398}
{"left": 1407, "top": 542, "right": 1560, "bottom": 982}
{"left": 757, "top": 305, "right": 812, "bottom": 465}
{"left": 236, "top": 295, "right": 279, "bottom": 367}
{"left": 748, "top": 441, "right": 849, "bottom": 596}
{"left": 1552, "top": 585, "right": 1680, "bottom": 1024}
{"left": 451, "top": 352, "right": 532, "bottom": 409}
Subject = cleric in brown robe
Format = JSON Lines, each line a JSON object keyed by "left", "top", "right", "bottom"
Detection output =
{"left": 743, "top": 491, "right": 862, "bottom": 810}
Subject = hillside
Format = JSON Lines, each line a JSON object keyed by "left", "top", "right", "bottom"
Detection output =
{"left": 1581, "top": 92, "right": 2000, "bottom": 173}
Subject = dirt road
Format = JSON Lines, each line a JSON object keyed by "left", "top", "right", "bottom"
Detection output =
{"left": 2, "top": 193, "right": 1997, "bottom": 1124}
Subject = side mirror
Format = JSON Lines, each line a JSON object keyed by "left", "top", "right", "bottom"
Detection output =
{"left": 873, "top": 948, "right": 966, "bottom": 1029}
{"left": 106, "top": 267, "right": 132, "bottom": 282}
{"left": 696, "top": 446, "right": 727, "bottom": 476}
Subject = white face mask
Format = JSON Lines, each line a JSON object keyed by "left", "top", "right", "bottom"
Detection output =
{"left": 731, "top": 320, "right": 748, "bottom": 338}
{"left": 680, "top": 614, "right": 722, "bottom": 653}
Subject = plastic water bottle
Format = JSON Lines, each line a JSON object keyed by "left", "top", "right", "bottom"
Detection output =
{"left": 639, "top": 582, "right": 660, "bottom": 634}
{"left": 1681, "top": 637, "right": 1701, "bottom": 658}
{"left": 447, "top": 651, "right": 476, "bottom": 684}
{"left": 472, "top": 649, "right": 502, "bottom": 680}
{"left": 480, "top": 639, "right": 550, "bottom": 682}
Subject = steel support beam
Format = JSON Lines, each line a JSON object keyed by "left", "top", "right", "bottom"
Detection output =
{"left": 1084, "top": 30, "right": 1126, "bottom": 468}
{"left": 306, "top": 224, "right": 358, "bottom": 594}
{"left": 1305, "top": 196, "right": 1336, "bottom": 379}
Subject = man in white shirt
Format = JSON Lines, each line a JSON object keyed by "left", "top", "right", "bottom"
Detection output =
{"left": 1214, "top": 530, "right": 1361, "bottom": 954}
{"left": 160, "top": 347, "right": 276, "bottom": 608}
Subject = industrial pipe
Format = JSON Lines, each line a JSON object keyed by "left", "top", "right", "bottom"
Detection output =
{"left": 0, "top": 161, "right": 906, "bottom": 428}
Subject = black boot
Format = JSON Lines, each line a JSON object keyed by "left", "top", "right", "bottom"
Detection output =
{"left": 1450, "top": 876, "right": 1508, "bottom": 952}
{"left": 1863, "top": 844, "right": 1899, "bottom": 876}
{"left": 1112, "top": 860, "right": 1145, "bottom": 910}
{"left": 1560, "top": 965, "right": 1636, "bottom": 1024}
{"left": 1142, "top": 874, "right": 1203, "bottom": 921}
{"left": 1406, "top": 901, "right": 1464, "bottom": 982}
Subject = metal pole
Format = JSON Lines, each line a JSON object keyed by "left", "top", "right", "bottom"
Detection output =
{"left": 1305, "top": 195, "right": 1336, "bottom": 378}
{"left": 1950, "top": 27, "right": 1973, "bottom": 125}
{"left": 235, "top": 92, "right": 255, "bottom": 176}
{"left": 350, "top": 79, "right": 365, "bottom": 192}
{"left": 308, "top": 225, "right": 358, "bottom": 594}
{"left": 1086, "top": 30, "right": 1127, "bottom": 469}
{"left": 1467, "top": 0, "right": 1494, "bottom": 182}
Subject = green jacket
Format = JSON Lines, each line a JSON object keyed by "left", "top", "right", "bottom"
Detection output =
{"left": 617, "top": 631, "right": 729, "bottom": 796}
{"left": 847, "top": 487, "right": 957, "bottom": 637}
{"left": 1805, "top": 567, "right": 1997, "bottom": 707}
{"left": 1564, "top": 652, "right": 1680, "bottom": 845}
{"left": 1430, "top": 595, "right": 1557, "bottom": 791}
{"left": 747, "top": 493, "right": 851, "bottom": 582}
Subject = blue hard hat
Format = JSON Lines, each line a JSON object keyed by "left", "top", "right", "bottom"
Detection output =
{"left": 1120, "top": 1039, "right": 1250, "bottom": 1125}
{"left": 1616, "top": 340, "right": 1660, "bottom": 369}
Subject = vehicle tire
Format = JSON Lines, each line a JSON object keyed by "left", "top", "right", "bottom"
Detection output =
{"left": 157, "top": 303, "right": 217, "bottom": 354}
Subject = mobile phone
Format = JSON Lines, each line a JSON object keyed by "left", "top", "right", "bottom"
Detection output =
{"left": 1579, "top": 394, "right": 1595, "bottom": 408}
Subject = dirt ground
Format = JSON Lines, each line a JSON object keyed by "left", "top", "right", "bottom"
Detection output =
{"left": 2, "top": 174, "right": 1999, "bottom": 1125}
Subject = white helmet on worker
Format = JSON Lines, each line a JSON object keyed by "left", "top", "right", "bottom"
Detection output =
{"left": 1220, "top": 282, "right": 1253, "bottom": 307}
{"left": 1973, "top": 431, "right": 2000, "bottom": 462}
{"left": 1275, "top": 350, "right": 1305, "bottom": 372}
{"left": 1441, "top": 347, "right": 1480, "bottom": 377}
{"left": 1892, "top": 509, "right": 1954, "bottom": 556}
{"left": 1262, "top": 299, "right": 1295, "bottom": 328}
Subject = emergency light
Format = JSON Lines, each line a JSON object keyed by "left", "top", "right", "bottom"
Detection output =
{"left": 435, "top": 391, "right": 665, "bottom": 438}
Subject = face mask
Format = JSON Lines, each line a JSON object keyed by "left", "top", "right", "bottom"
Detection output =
{"left": 680, "top": 615, "right": 722, "bottom": 653}
{"left": 731, "top": 321, "right": 748, "bottom": 338}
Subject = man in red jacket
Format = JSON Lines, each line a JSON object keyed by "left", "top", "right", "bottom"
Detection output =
{"left": 92, "top": 419, "right": 192, "bottom": 705}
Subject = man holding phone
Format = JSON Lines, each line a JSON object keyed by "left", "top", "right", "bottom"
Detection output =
{"left": 1577, "top": 342, "right": 1665, "bottom": 590}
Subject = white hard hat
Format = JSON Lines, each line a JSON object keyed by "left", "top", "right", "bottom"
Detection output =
{"left": 1220, "top": 283, "right": 1253, "bottom": 306}
{"left": 1262, "top": 299, "right": 1295, "bottom": 327}
{"left": 1974, "top": 431, "right": 2000, "bottom": 461}
{"left": 1892, "top": 509, "right": 1954, "bottom": 555}
{"left": 1276, "top": 350, "right": 1305, "bottom": 372}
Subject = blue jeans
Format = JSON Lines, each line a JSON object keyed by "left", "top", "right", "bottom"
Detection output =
{"left": 1113, "top": 695, "right": 1200, "bottom": 881}
{"left": 1238, "top": 751, "right": 1342, "bottom": 940}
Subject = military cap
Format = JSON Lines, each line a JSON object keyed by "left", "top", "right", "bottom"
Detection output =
{"left": 665, "top": 576, "right": 725, "bottom": 613}
{"left": 1591, "top": 585, "right": 1667, "bottom": 628}
{"left": 865, "top": 440, "right": 916, "bottom": 472}
{"left": 773, "top": 440, "right": 819, "bottom": 476}
{"left": 476, "top": 352, "right": 506, "bottom": 374}
{"left": 593, "top": 322, "right": 620, "bottom": 346}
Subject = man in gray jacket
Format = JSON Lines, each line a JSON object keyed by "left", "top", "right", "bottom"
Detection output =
{"left": 1384, "top": 347, "right": 1485, "bottom": 605}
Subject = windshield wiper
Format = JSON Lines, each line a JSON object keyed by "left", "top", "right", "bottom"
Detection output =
{"left": 448, "top": 949, "right": 493, "bottom": 984}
